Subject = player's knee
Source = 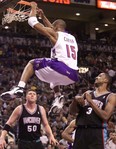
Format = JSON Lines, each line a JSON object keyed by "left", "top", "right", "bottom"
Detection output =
{"left": 29, "top": 59, "right": 35, "bottom": 65}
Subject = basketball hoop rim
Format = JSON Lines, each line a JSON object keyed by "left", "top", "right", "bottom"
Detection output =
{"left": 7, "top": 0, "right": 31, "bottom": 15}
{"left": 18, "top": 0, "right": 31, "bottom": 6}
{"left": 7, "top": 7, "right": 30, "bottom": 15}
{"left": 2, "top": 0, "right": 31, "bottom": 25}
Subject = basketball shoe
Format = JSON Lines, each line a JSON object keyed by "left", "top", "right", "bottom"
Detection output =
{"left": 0, "top": 86, "right": 24, "bottom": 101}
{"left": 48, "top": 95, "right": 64, "bottom": 115}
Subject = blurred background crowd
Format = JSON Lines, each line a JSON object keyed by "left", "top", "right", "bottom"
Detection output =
{"left": 0, "top": 33, "right": 116, "bottom": 149}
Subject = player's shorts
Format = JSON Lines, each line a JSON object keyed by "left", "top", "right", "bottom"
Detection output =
{"left": 73, "top": 127, "right": 107, "bottom": 149}
{"left": 33, "top": 58, "right": 78, "bottom": 89}
{"left": 18, "top": 139, "right": 44, "bottom": 149}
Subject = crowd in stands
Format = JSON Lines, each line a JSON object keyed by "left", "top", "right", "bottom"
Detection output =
{"left": 0, "top": 34, "right": 116, "bottom": 149}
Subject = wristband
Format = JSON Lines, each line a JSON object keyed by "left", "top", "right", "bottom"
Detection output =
{"left": 28, "top": 16, "right": 39, "bottom": 28}
{"left": 3, "top": 124, "right": 11, "bottom": 132}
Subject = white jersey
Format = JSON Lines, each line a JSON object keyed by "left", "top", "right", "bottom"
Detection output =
{"left": 51, "top": 31, "right": 78, "bottom": 70}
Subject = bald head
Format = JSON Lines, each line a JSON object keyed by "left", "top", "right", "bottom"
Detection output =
{"left": 52, "top": 19, "right": 66, "bottom": 32}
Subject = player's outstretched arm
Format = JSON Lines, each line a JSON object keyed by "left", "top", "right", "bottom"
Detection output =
{"left": 39, "top": 106, "right": 58, "bottom": 146}
{"left": 37, "top": 8, "right": 53, "bottom": 28}
{"left": 0, "top": 130, "right": 7, "bottom": 149}
{"left": 28, "top": 2, "right": 57, "bottom": 45}
{"left": 29, "top": 2, "right": 37, "bottom": 17}
{"left": 62, "top": 119, "right": 76, "bottom": 143}
{"left": 29, "top": 2, "right": 52, "bottom": 28}
{"left": 86, "top": 92, "right": 116, "bottom": 121}
{"left": 0, "top": 106, "right": 21, "bottom": 149}
{"left": 69, "top": 95, "right": 85, "bottom": 115}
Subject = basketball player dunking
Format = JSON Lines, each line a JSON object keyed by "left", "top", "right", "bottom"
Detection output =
{"left": 1, "top": 2, "right": 79, "bottom": 115}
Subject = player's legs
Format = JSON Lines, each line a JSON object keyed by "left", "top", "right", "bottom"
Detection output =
{"left": 34, "top": 63, "right": 66, "bottom": 114}
{"left": 89, "top": 129, "right": 106, "bottom": 149}
{"left": 34, "top": 58, "right": 78, "bottom": 86}
{"left": 73, "top": 128, "right": 88, "bottom": 149}
{"left": 19, "top": 59, "right": 35, "bottom": 87}
{"left": 0, "top": 59, "right": 35, "bottom": 100}
{"left": 1, "top": 58, "right": 78, "bottom": 114}
{"left": 73, "top": 128, "right": 106, "bottom": 149}
{"left": 33, "top": 58, "right": 78, "bottom": 114}
{"left": 53, "top": 86, "right": 61, "bottom": 97}
{"left": 0, "top": 58, "right": 62, "bottom": 100}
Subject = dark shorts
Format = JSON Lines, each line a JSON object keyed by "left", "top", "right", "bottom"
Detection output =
{"left": 73, "top": 127, "right": 107, "bottom": 149}
{"left": 18, "top": 140, "right": 44, "bottom": 149}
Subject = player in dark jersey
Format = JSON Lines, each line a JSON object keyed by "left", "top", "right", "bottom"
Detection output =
{"left": 0, "top": 89, "right": 58, "bottom": 149}
{"left": 69, "top": 73, "right": 116, "bottom": 149}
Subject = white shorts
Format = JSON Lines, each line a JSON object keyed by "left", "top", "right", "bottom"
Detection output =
{"left": 34, "top": 58, "right": 78, "bottom": 89}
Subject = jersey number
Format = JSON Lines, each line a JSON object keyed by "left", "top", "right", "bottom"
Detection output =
{"left": 27, "top": 125, "right": 37, "bottom": 132}
{"left": 66, "top": 44, "right": 76, "bottom": 60}
{"left": 86, "top": 107, "right": 92, "bottom": 115}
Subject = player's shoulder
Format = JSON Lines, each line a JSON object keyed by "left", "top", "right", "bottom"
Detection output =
{"left": 85, "top": 90, "right": 93, "bottom": 93}
{"left": 15, "top": 105, "right": 22, "bottom": 110}
{"left": 70, "top": 119, "right": 76, "bottom": 126}
{"left": 13, "top": 105, "right": 23, "bottom": 116}
{"left": 108, "top": 92, "right": 116, "bottom": 99}
{"left": 58, "top": 31, "right": 72, "bottom": 36}
{"left": 84, "top": 90, "right": 93, "bottom": 95}
{"left": 38, "top": 105, "right": 45, "bottom": 112}
{"left": 105, "top": 92, "right": 116, "bottom": 107}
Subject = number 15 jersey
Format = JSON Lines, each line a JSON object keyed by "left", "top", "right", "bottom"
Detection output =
{"left": 51, "top": 31, "right": 78, "bottom": 70}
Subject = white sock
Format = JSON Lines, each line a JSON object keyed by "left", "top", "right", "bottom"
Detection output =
{"left": 18, "top": 81, "right": 26, "bottom": 88}
{"left": 54, "top": 92, "right": 61, "bottom": 98}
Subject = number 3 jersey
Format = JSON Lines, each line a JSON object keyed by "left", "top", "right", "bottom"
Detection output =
{"left": 51, "top": 31, "right": 78, "bottom": 70}
{"left": 18, "top": 104, "right": 42, "bottom": 141}
{"left": 76, "top": 91, "right": 111, "bottom": 127}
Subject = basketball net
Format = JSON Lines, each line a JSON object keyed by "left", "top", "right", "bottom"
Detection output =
{"left": 2, "top": 0, "right": 31, "bottom": 25}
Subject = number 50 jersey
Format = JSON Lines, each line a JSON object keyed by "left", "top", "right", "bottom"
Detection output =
{"left": 18, "top": 104, "right": 42, "bottom": 141}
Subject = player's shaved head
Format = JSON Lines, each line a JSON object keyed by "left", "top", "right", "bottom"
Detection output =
{"left": 52, "top": 19, "right": 66, "bottom": 31}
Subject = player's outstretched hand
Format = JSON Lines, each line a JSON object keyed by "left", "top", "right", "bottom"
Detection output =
{"left": 37, "top": 8, "right": 44, "bottom": 18}
{"left": 75, "top": 95, "right": 85, "bottom": 106}
{"left": 48, "top": 135, "right": 59, "bottom": 146}
{"left": 30, "top": 1, "right": 37, "bottom": 8}
{"left": 0, "top": 138, "right": 6, "bottom": 149}
{"left": 85, "top": 92, "right": 92, "bottom": 103}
